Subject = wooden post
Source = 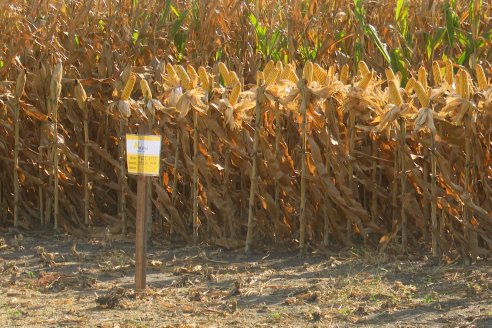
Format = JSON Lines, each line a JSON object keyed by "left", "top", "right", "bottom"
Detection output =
{"left": 135, "top": 127, "right": 148, "bottom": 291}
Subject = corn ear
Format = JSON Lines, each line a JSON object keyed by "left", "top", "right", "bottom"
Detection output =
{"left": 458, "top": 69, "right": 470, "bottom": 100}
{"left": 385, "top": 68, "right": 396, "bottom": 82}
{"left": 475, "top": 64, "right": 487, "bottom": 91}
{"left": 405, "top": 77, "right": 416, "bottom": 94}
{"left": 445, "top": 59, "right": 453, "bottom": 85}
{"left": 414, "top": 80, "right": 429, "bottom": 107}
{"left": 358, "top": 72, "right": 372, "bottom": 90}
{"left": 74, "top": 79, "right": 87, "bottom": 109}
{"left": 265, "top": 68, "right": 279, "bottom": 85}
{"left": 263, "top": 60, "right": 274, "bottom": 80}
{"left": 140, "top": 79, "right": 152, "bottom": 99}
{"left": 198, "top": 66, "right": 209, "bottom": 91}
{"left": 187, "top": 65, "right": 198, "bottom": 86}
{"left": 218, "top": 62, "right": 230, "bottom": 86}
{"left": 121, "top": 73, "right": 136, "bottom": 100}
{"left": 313, "top": 63, "right": 327, "bottom": 84}
{"left": 388, "top": 80, "right": 403, "bottom": 106}
{"left": 418, "top": 66, "right": 428, "bottom": 91}
{"left": 175, "top": 65, "right": 193, "bottom": 90}
{"left": 229, "top": 83, "right": 241, "bottom": 107}
{"left": 303, "top": 60, "right": 314, "bottom": 83}
{"left": 358, "top": 61, "right": 370, "bottom": 77}
{"left": 340, "top": 64, "right": 349, "bottom": 84}
{"left": 432, "top": 61, "right": 441, "bottom": 86}
{"left": 229, "top": 71, "right": 240, "bottom": 86}
{"left": 275, "top": 61, "right": 283, "bottom": 73}
{"left": 166, "top": 63, "right": 180, "bottom": 86}
{"left": 15, "top": 69, "right": 26, "bottom": 100}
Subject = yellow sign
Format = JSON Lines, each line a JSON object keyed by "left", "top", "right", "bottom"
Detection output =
{"left": 126, "top": 134, "right": 162, "bottom": 176}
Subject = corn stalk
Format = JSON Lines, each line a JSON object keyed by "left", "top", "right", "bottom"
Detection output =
{"left": 49, "top": 63, "right": 63, "bottom": 229}
{"left": 13, "top": 69, "right": 26, "bottom": 228}
{"left": 192, "top": 109, "right": 199, "bottom": 244}
{"left": 399, "top": 117, "right": 407, "bottom": 250}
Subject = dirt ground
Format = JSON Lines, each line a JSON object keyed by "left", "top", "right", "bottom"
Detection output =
{"left": 0, "top": 230, "right": 491, "bottom": 327}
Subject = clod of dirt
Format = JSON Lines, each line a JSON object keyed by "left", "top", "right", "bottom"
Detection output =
{"left": 95, "top": 294, "right": 120, "bottom": 309}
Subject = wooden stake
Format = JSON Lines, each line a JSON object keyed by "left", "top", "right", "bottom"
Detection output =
{"left": 430, "top": 131, "right": 439, "bottom": 258}
{"left": 192, "top": 110, "right": 199, "bottom": 244}
{"left": 400, "top": 118, "right": 407, "bottom": 250}
{"left": 135, "top": 128, "right": 148, "bottom": 291}
{"left": 119, "top": 120, "right": 127, "bottom": 235}
{"left": 245, "top": 85, "right": 265, "bottom": 253}
{"left": 299, "top": 79, "right": 310, "bottom": 255}
{"left": 83, "top": 106, "right": 90, "bottom": 225}
{"left": 274, "top": 100, "right": 281, "bottom": 242}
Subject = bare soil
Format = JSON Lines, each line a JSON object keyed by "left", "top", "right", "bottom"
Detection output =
{"left": 1, "top": 230, "right": 491, "bottom": 327}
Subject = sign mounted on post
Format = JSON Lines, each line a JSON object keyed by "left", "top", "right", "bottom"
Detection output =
{"left": 126, "top": 134, "right": 161, "bottom": 176}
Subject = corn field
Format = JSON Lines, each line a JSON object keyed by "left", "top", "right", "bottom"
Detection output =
{"left": 0, "top": 1, "right": 491, "bottom": 262}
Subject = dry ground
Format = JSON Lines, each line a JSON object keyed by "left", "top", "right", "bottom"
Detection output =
{"left": 1, "top": 230, "right": 491, "bottom": 327}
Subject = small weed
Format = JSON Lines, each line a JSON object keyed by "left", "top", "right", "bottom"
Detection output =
{"left": 27, "top": 271, "right": 35, "bottom": 279}
{"left": 423, "top": 293, "right": 436, "bottom": 304}
{"left": 270, "top": 312, "right": 282, "bottom": 320}
{"left": 338, "top": 308, "right": 351, "bottom": 316}
{"left": 9, "top": 309, "right": 22, "bottom": 317}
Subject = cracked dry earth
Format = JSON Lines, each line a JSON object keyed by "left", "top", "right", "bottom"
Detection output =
{"left": 0, "top": 231, "right": 491, "bottom": 327}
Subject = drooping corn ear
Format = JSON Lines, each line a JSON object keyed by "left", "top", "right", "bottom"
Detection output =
{"left": 74, "top": 79, "right": 87, "bottom": 109}
{"left": 198, "top": 66, "right": 210, "bottom": 91}
{"left": 405, "top": 77, "right": 416, "bottom": 94}
{"left": 263, "top": 60, "right": 274, "bottom": 80}
{"left": 418, "top": 66, "right": 428, "bottom": 91}
{"left": 303, "top": 60, "right": 314, "bottom": 83}
{"left": 121, "top": 73, "right": 136, "bottom": 100}
{"left": 166, "top": 63, "right": 179, "bottom": 86}
{"left": 385, "top": 68, "right": 396, "bottom": 82}
{"left": 445, "top": 59, "right": 454, "bottom": 85}
{"left": 340, "top": 64, "right": 349, "bottom": 84}
{"left": 229, "top": 71, "right": 240, "bottom": 86}
{"left": 432, "top": 61, "right": 441, "bottom": 86}
{"left": 275, "top": 61, "right": 283, "bottom": 73}
{"left": 187, "top": 65, "right": 198, "bottom": 88}
{"left": 313, "top": 63, "right": 327, "bottom": 84}
{"left": 140, "top": 79, "right": 152, "bottom": 99}
{"left": 358, "top": 60, "right": 370, "bottom": 77}
{"left": 413, "top": 80, "right": 429, "bottom": 108}
{"left": 229, "top": 83, "right": 241, "bottom": 107}
{"left": 218, "top": 62, "right": 230, "bottom": 86}
{"left": 357, "top": 72, "right": 372, "bottom": 90}
{"left": 174, "top": 65, "right": 193, "bottom": 91}
{"left": 265, "top": 68, "right": 280, "bottom": 86}
{"left": 458, "top": 69, "right": 470, "bottom": 100}
{"left": 475, "top": 63, "right": 487, "bottom": 91}
{"left": 388, "top": 80, "right": 403, "bottom": 106}
{"left": 15, "top": 69, "right": 27, "bottom": 100}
